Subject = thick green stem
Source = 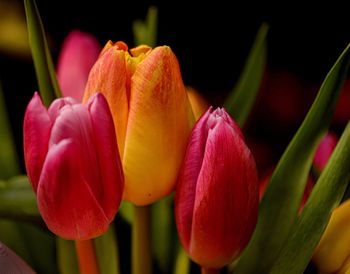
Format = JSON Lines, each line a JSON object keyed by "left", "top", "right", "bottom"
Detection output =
{"left": 75, "top": 239, "right": 100, "bottom": 274}
{"left": 132, "top": 205, "right": 152, "bottom": 274}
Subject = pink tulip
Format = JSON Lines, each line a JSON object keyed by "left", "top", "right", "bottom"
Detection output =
{"left": 23, "top": 92, "right": 124, "bottom": 240}
{"left": 56, "top": 30, "right": 101, "bottom": 100}
{"left": 313, "top": 132, "right": 338, "bottom": 172}
{"left": 175, "top": 107, "right": 259, "bottom": 269}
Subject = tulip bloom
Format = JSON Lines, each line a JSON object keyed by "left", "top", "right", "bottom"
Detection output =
{"left": 57, "top": 30, "right": 101, "bottom": 100}
{"left": 23, "top": 92, "right": 124, "bottom": 240}
{"left": 313, "top": 199, "right": 350, "bottom": 274}
{"left": 175, "top": 107, "right": 258, "bottom": 269}
{"left": 83, "top": 41, "right": 194, "bottom": 205}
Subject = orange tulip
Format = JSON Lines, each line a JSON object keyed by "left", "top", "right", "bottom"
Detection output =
{"left": 313, "top": 199, "right": 350, "bottom": 274}
{"left": 83, "top": 41, "right": 194, "bottom": 205}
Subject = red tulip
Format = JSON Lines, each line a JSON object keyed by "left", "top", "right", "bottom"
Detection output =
{"left": 23, "top": 92, "right": 124, "bottom": 240}
{"left": 313, "top": 132, "right": 338, "bottom": 172}
{"left": 57, "top": 30, "right": 101, "bottom": 100}
{"left": 175, "top": 107, "right": 259, "bottom": 269}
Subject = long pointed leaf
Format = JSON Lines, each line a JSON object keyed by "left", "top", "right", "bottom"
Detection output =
{"left": 234, "top": 42, "right": 350, "bottom": 273}
{"left": 24, "top": 0, "right": 61, "bottom": 105}
{"left": 0, "top": 81, "right": 20, "bottom": 179}
{"left": 224, "top": 23, "right": 268, "bottom": 127}
{"left": 270, "top": 121, "right": 350, "bottom": 273}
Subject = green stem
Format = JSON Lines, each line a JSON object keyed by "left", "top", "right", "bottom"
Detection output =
{"left": 173, "top": 246, "right": 190, "bottom": 274}
{"left": 132, "top": 205, "right": 152, "bottom": 274}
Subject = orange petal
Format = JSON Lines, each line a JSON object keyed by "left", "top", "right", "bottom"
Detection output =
{"left": 313, "top": 199, "right": 350, "bottom": 273}
{"left": 123, "top": 46, "right": 195, "bottom": 205}
{"left": 83, "top": 44, "right": 129, "bottom": 156}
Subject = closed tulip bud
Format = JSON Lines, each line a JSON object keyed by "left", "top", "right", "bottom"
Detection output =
{"left": 313, "top": 199, "right": 350, "bottom": 274}
{"left": 175, "top": 107, "right": 259, "bottom": 269}
{"left": 23, "top": 92, "right": 124, "bottom": 240}
{"left": 57, "top": 30, "right": 101, "bottom": 100}
{"left": 83, "top": 41, "right": 194, "bottom": 205}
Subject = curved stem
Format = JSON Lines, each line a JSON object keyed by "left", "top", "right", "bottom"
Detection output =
{"left": 201, "top": 267, "right": 220, "bottom": 274}
{"left": 132, "top": 205, "right": 152, "bottom": 274}
{"left": 75, "top": 239, "right": 100, "bottom": 274}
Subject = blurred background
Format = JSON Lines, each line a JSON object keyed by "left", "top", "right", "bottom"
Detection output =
{"left": 1, "top": 0, "right": 350, "bottom": 177}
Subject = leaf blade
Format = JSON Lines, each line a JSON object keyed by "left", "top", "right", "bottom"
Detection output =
{"left": 234, "top": 42, "right": 350, "bottom": 273}
{"left": 224, "top": 23, "right": 268, "bottom": 127}
{"left": 24, "top": 0, "right": 61, "bottom": 105}
{"left": 270, "top": 121, "right": 350, "bottom": 273}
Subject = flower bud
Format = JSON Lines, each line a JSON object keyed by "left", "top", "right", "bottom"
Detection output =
{"left": 175, "top": 107, "right": 258, "bottom": 269}
{"left": 24, "top": 92, "right": 124, "bottom": 240}
{"left": 57, "top": 30, "right": 101, "bottom": 100}
{"left": 83, "top": 41, "right": 194, "bottom": 205}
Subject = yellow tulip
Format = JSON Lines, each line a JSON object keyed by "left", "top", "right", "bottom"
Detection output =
{"left": 186, "top": 87, "right": 209, "bottom": 121}
{"left": 83, "top": 41, "right": 195, "bottom": 205}
{"left": 313, "top": 199, "right": 350, "bottom": 274}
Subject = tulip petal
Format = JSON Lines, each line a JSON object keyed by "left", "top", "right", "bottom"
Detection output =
{"left": 87, "top": 93, "right": 124, "bottom": 221}
{"left": 123, "top": 46, "right": 195, "bottom": 205}
{"left": 177, "top": 111, "right": 258, "bottom": 268}
{"left": 37, "top": 139, "right": 109, "bottom": 240}
{"left": 47, "top": 96, "right": 79, "bottom": 121}
{"left": 23, "top": 92, "right": 51, "bottom": 191}
{"left": 83, "top": 45, "right": 129, "bottom": 156}
{"left": 175, "top": 109, "right": 212, "bottom": 250}
{"left": 57, "top": 30, "right": 101, "bottom": 100}
{"left": 49, "top": 104, "right": 101, "bottom": 203}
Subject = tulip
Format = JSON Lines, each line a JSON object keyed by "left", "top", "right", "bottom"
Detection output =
{"left": 57, "top": 30, "right": 101, "bottom": 100}
{"left": 313, "top": 132, "right": 338, "bottom": 172}
{"left": 175, "top": 107, "right": 259, "bottom": 269}
{"left": 313, "top": 199, "right": 350, "bottom": 274}
{"left": 23, "top": 92, "right": 124, "bottom": 240}
{"left": 83, "top": 41, "right": 194, "bottom": 205}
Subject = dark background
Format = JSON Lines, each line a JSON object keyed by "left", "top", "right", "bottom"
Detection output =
{"left": 1, "top": 0, "right": 350, "bottom": 173}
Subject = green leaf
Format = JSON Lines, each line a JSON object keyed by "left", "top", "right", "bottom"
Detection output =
{"left": 0, "top": 81, "right": 20, "bottom": 179}
{"left": 270, "top": 121, "right": 350, "bottom": 273}
{"left": 95, "top": 224, "right": 120, "bottom": 274}
{"left": 151, "top": 195, "right": 177, "bottom": 273}
{"left": 57, "top": 238, "right": 79, "bottom": 274}
{"left": 224, "top": 23, "right": 268, "bottom": 127}
{"left": 0, "top": 220, "right": 58, "bottom": 274}
{"left": 233, "top": 42, "right": 350, "bottom": 273}
{"left": 0, "top": 176, "right": 39, "bottom": 221}
{"left": 133, "top": 6, "right": 158, "bottom": 47}
{"left": 24, "top": 0, "right": 61, "bottom": 106}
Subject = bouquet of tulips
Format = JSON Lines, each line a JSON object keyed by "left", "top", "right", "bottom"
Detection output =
{"left": 1, "top": 1, "right": 350, "bottom": 274}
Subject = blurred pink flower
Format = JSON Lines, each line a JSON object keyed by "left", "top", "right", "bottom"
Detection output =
{"left": 56, "top": 30, "right": 101, "bottom": 100}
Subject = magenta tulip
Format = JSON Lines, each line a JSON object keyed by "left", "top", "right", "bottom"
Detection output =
{"left": 175, "top": 107, "right": 259, "bottom": 269}
{"left": 313, "top": 132, "right": 338, "bottom": 172}
{"left": 23, "top": 92, "right": 124, "bottom": 240}
{"left": 56, "top": 30, "right": 101, "bottom": 100}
